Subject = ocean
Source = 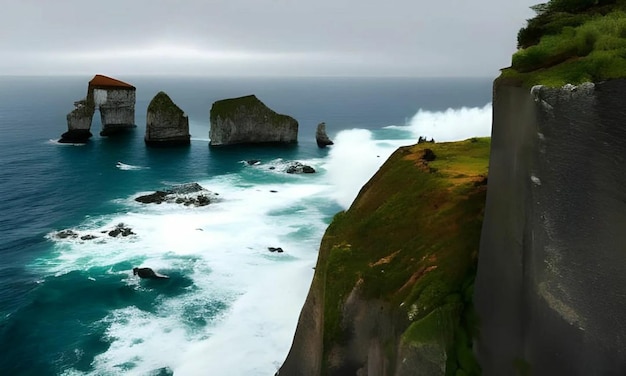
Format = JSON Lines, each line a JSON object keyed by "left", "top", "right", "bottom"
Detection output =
{"left": 0, "top": 75, "right": 493, "bottom": 375}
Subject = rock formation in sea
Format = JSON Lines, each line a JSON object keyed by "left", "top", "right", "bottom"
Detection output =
{"left": 209, "top": 95, "right": 298, "bottom": 146}
{"left": 60, "top": 75, "right": 136, "bottom": 143}
{"left": 145, "top": 91, "right": 190, "bottom": 146}
{"left": 315, "top": 122, "right": 334, "bottom": 148}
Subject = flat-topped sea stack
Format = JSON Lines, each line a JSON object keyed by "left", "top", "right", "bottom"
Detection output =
{"left": 60, "top": 75, "right": 136, "bottom": 143}
{"left": 209, "top": 95, "right": 298, "bottom": 146}
{"left": 145, "top": 91, "right": 190, "bottom": 146}
{"left": 315, "top": 122, "right": 333, "bottom": 148}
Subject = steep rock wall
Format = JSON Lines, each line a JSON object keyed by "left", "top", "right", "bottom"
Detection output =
{"left": 145, "top": 91, "right": 190, "bottom": 146}
{"left": 475, "top": 79, "right": 626, "bottom": 375}
{"left": 209, "top": 95, "right": 298, "bottom": 146}
{"left": 98, "top": 89, "right": 136, "bottom": 136}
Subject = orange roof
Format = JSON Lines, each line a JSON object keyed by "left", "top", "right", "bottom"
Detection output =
{"left": 88, "top": 74, "right": 135, "bottom": 90}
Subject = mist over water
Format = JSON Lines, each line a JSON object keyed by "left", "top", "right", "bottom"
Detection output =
{"left": 0, "top": 76, "right": 493, "bottom": 375}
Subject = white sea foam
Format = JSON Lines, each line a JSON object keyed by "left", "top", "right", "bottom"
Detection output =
{"left": 116, "top": 162, "right": 149, "bottom": 170}
{"left": 388, "top": 103, "right": 492, "bottom": 142}
{"left": 47, "top": 173, "right": 331, "bottom": 375}
{"left": 322, "top": 129, "right": 411, "bottom": 209}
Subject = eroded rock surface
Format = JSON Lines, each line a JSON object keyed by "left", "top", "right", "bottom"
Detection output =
{"left": 145, "top": 91, "right": 190, "bottom": 146}
{"left": 209, "top": 95, "right": 298, "bottom": 146}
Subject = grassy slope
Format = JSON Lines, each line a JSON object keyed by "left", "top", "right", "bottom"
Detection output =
{"left": 500, "top": 0, "right": 626, "bottom": 87}
{"left": 317, "top": 138, "right": 489, "bottom": 375}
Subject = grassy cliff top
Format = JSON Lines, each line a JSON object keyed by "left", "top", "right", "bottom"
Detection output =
{"left": 318, "top": 137, "right": 489, "bottom": 374}
{"left": 500, "top": 0, "right": 626, "bottom": 87}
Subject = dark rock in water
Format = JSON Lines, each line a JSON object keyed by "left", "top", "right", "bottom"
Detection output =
{"left": 133, "top": 267, "right": 169, "bottom": 279}
{"left": 268, "top": 247, "right": 284, "bottom": 253}
{"left": 135, "top": 190, "right": 169, "bottom": 204}
{"left": 108, "top": 223, "right": 135, "bottom": 237}
{"left": 269, "top": 166, "right": 276, "bottom": 170}
{"left": 56, "top": 230, "right": 78, "bottom": 239}
{"left": 270, "top": 190, "right": 278, "bottom": 193}
{"left": 246, "top": 159, "right": 261, "bottom": 165}
{"left": 286, "top": 162, "right": 316, "bottom": 174}
{"left": 80, "top": 234, "right": 98, "bottom": 240}
{"left": 135, "top": 183, "right": 215, "bottom": 207}
{"left": 147, "top": 367, "right": 174, "bottom": 376}
{"left": 209, "top": 94, "right": 298, "bottom": 146}
{"left": 145, "top": 91, "right": 190, "bottom": 146}
{"left": 316, "top": 122, "right": 334, "bottom": 148}
{"left": 421, "top": 148, "right": 436, "bottom": 162}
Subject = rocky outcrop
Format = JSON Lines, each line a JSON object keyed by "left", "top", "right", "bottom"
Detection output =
{"left": 316, "top": 122, "right": 334, "bottom": 148}
{"left": 285, "top": 162, "right": 315, "bottom": 174}
{"left": 278, "top": 139, "right": 489, "bottom": 375}
{"left": 60, "top": 75, "right": 136, "bottom": 143}
{"left": 135, "top": 183, "right": 216, "bottom": 207}
{"left": 209, "top": 95, "right": 298, "bottom": 146}
{"left": 474, "top": 79, "right": 626, "bottom": 375}
{"left": 145, "top": 91, "right": 190, "bottom": 146}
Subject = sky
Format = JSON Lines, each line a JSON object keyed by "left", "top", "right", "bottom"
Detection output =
{"left": 0, "top": 0, "right": 538, "bottom": 77}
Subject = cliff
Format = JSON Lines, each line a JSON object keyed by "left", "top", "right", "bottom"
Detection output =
{"left": 60, "top": 75, "right": 136, "bottom": 143}
{"left": 209, "top": 95, "right": 298, "bottom": 146}
{"left": 474, "top": 1, "right": 626, "bottom": 374}
{"left": 279, "top": 139, "right": 489, "bottom": 375}
{"left": 145, "top": 91, "right": 190, "bottom": 146}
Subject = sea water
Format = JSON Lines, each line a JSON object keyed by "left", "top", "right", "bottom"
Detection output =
{"left": 0, "top": 76, "right": 493, "bottom": 375}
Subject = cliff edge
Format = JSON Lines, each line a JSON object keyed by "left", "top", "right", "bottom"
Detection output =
{"left": 209, "top": 95, "right": 298, "bottom": 146}
{"left": 475, "top": 1, "right": 626, "bottom": 374}
{"left": 279, "top": 139, "right": 489, "bottom": 375}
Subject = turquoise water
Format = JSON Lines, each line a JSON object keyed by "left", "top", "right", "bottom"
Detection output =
{"left": 0, "top": 76, "right": 493, "bottom": 375}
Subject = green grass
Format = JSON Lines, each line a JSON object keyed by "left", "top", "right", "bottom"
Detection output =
{"left": 317, "top": 138, "right": 490, "bottom": 373}
{"left": 503, "top": 2, "right": 626, "bottom": 87}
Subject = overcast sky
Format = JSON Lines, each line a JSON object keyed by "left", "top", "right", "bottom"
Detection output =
{"left": 1, "top": 0, "right": 537, "bottom": 77}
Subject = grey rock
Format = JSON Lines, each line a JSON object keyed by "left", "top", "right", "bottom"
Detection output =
{"left": 145, "top": 91, "right": 190, "bottom": 146}
{"left": 209, "top": 95, "right": 298, "bottom": 146}
{"left": 315, "top": 122, "right": 334, "bottom": 148}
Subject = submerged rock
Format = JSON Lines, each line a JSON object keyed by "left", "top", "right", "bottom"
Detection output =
{"left": 209, "top": 95, "right": 298, "bottom": 146}
{"left": 145, "top": 91, "right": 190, "bottom": 146}
{"left": 315, "top": 122, "right": 334, "bottom": 148}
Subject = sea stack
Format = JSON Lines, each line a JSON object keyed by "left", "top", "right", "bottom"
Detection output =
{"left": 60, "top": 74, "right": 136, "bottom": 143}
{"left": 145, "top": 91, "right": 190, "bottom": 146}
{"left": 209, "top": 95, "right": 298, "bottom": 146}
{"left": 315, "top": 122, "right": 334, "bottom": 148}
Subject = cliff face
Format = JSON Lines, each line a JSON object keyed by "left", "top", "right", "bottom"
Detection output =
{"left": 209, "top": 95, "right": 298, "bottom": 146}
{"left": 145, "top": 91, "right": 190, "bottom": 146}
{"left": 474, "top": 78, "right": 626, "bottom": 375}
{"left": 279, "top": 139, "right": 489, "bottom": 375}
